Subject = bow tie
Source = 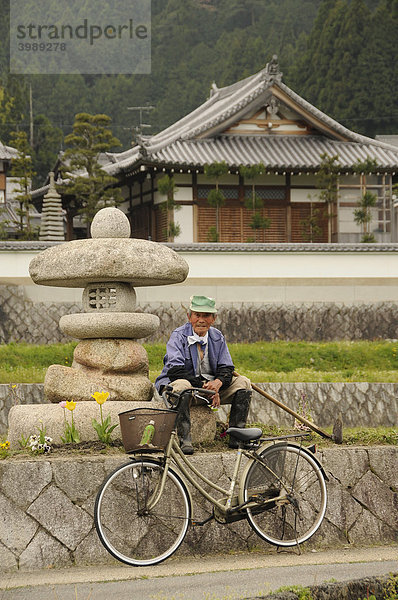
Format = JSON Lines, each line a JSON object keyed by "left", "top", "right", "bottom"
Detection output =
{"left": 188, "top": 333, "right": 208, "bottom": 346}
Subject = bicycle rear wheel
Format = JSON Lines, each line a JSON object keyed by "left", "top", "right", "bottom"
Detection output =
{"left": 243, "top": 443, "right": 327, "bottom": 547}
{"left": 94, "top": 458, "right": 191, "bottom": 566}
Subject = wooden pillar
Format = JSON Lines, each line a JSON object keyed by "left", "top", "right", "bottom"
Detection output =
{"left": 239, "top": 173, "right": 244, "bottom": 242}
{"left": 286, "top": 173, "right": 291, "bottom": 242}
{"left": 192, "top": 172, "right": 198, "bottom": 242}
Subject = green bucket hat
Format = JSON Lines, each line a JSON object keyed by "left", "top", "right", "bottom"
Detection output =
{"left": 189, "top": 295, "right": 217, "bottom": 314}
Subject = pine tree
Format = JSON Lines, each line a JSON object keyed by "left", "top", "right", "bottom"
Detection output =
{"left": 32, "top": 114, "right": 63, "bottom": 187}
{"left": 9, "top": 130, "right": 37, "bottom": 239}
{"left": 354, "top": 191, "right": 377, "bottom": 242}
{"left": 58, "top": 113, "right": 122, "bottom": 239}
{"left": 240, "top": 163, "right": 271, "bottom": 242}
{"left": 0, "top": 86, "right": 13, "bottom": 126}
{"left": 316, "top": 153, "right": 340, "bottom": 242}
{"left": 204, "top": 161, "right": 229, "bottom": 242}
{"left": 157, "top": 174, "right": 181, "bottom": 242}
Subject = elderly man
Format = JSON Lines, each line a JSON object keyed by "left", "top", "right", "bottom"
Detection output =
{"left": 155, "top": 295, "right": 252, "bottom": 454}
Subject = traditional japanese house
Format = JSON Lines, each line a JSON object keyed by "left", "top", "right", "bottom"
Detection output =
{"left": 100, "top": 56, "right": 398, "bottom": 244}
{"left": 0, "top": 142, "right": 20, "bottom": 234}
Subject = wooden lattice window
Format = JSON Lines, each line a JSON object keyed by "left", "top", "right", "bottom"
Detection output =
{"left": 131, "top": 204, "right": 151, "bottom": 240}
{"left": 154, "top": 205, "right": 168, "bottom": 242}
{"left": 291, "top": 202, "right": 328, "bottom": 243}
{"left": 197, "top": 199, "right": 289, "bottom": 243}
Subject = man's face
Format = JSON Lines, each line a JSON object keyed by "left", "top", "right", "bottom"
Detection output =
{"left": 188, "top": 311, "right": 216, "bottom": 336}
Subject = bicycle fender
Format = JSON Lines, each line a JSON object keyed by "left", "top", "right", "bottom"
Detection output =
{"left": 239, "top": 441, "right": 328, "bottom": 504}
{"left": 279, "top": 441, "right": 329, "bottom": 482}
{"left": 128, "top": 455, "right": 194, "bottom": 515}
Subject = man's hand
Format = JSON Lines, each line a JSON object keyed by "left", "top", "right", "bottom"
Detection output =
{"left": 203, "top": 379, "right": 222, "bottom": 407}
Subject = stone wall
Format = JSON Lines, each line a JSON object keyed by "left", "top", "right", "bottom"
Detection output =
{"left": 245, "top": 382, "right": 398, "bottom": 428}
{"left": 1, "top": 381, "right": 396, "bottom": 438}
{"left": 1, "top": 285, "right": 398, "bottom": 344}
{"left": 0, "top": 446, "right": 396, "bottom": 572}
{"left": 0, "top": 286, "right": 80, "bottom": 345}
{"left": 0, "top": 384, "right": 45, "bottom": 435}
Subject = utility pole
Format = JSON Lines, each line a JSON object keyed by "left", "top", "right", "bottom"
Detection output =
{"left": 126, "top": 105, "right": 155, "bottom": 143}
{"left": 29, "top": 82, "right": 33, "bottom": 148}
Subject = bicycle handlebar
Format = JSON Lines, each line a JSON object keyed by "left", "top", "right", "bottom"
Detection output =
{"left": 161, "top": 385, "right": 216, "bottom": 410}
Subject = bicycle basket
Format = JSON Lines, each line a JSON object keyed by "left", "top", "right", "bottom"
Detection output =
{"left": 119, "top": 408, "right": 177, "bottom": 453}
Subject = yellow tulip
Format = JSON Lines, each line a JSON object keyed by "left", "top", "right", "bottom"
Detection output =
{"left": 65, "top": 400, "right": 77, "bottom": 411}
{"left": 91, "top": 391, "right": 109, "bottom": 405}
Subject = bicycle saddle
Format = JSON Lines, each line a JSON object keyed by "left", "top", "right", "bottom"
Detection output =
{"left": 226, "top": 427, "right": 262, "bottom": 442}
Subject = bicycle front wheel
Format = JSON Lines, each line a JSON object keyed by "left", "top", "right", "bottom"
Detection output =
{"left": 243, "top": 444, "right": 327, "bottom": 547}
{"left": 94, "top": 458, "right": 191, "bottom": 566}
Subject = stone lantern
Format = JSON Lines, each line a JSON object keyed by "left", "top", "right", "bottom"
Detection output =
{"left": 8, "top": 207, "right": 189, "bottom": 446}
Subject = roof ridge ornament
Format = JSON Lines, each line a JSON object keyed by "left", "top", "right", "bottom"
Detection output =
{"left": 136, "top": 134, "right": 149, "bottom": 157}
{"left": 209, "top": 81, "right": 219, "bottom": 98}
{"left": 263, "top": 54, "right": 282, "bottom": 83}
{"left": 266, "top": 97, "right": 280, "bottom": 118}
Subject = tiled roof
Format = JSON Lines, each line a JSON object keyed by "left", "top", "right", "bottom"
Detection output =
{"left": 165, "top": 242, "right": 398, "bottom": 253}
{"left": 2, "top": 241, "right": 398, "bottom": 253}
{"left": 141, "top": 134, "right": 398, "bottom": 172}
{"left": 0, "top": 142, "right": 18, "bottom": 161}
{"left": 103, "top": 59, "right": 398, "bottom": 175}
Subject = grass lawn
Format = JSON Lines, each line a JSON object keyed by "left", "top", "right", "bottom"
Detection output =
{"left": 1, "top": 340, "right": 398, "bottom": 383}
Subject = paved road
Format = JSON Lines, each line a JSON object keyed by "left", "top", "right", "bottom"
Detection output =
{"left": 1, "top": 546, "right": 397, "bottom": 600}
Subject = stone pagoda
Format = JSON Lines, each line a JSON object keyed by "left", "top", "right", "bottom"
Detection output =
{"left": 39, "top": 172, "right": 65, "bottom": 241}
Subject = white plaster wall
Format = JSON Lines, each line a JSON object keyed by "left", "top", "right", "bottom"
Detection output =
{"left": 291, "top": 174, "right": 317, "bottom": 185}
{"left": 3, "top": 247, "right": 398, "bottom": 305}
{"left": 339, "top": 206, "right": 362, "bottom": 234}
{"left": 196, "top": 173, "right": 239, "bottom": 185}
{"left": 290, "top": 189, "right": 322, "bottom": 203}
{"left": 175, "top": 205, "right": 193, "bottom": 243}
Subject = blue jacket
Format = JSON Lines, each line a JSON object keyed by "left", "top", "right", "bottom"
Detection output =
{"left": 155, "top": 322, "right": 234, "bottom": 391}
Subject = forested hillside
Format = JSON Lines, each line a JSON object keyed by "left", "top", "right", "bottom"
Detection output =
{"left": 1, "top": 0, "right": 398, "bottom": 186}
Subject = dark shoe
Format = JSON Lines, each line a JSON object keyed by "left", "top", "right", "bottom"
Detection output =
{"left": 180, "top": 440, "right": 194, "bottom": 455}
{"left": 228, "top": 437, "right": 239, "bottom": 449}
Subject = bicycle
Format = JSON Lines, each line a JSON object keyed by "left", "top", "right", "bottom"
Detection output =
{"left": 94, "top": 387, "right": 328, "bottom": 567}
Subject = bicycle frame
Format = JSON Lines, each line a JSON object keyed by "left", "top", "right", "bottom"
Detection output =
{"left": 145, "top": 429, "right": 291, "bottom": 519}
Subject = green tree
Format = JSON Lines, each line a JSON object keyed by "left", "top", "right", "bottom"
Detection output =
{"left": 354, "top": 190, "right": 377, "bottom": 242}
{"left": 9, "top": 130, "right": 37, "bottom": 239}
{"left": 0, "top": 75, "right": 29, "bottom": 142}
{"left": 32, "top": 114, "right": 63, "bottom": 187}
{"left": 0, "top": 204, "right": 9, "bottom": 239}
{"left": 157, "top": 174, "right": 181, "bottom": 242}
{"left": 316, "top": 153, "right": 340, "bottom": 242}
{"left": 240, "top": 163, "right": 271, "bottom": 241}
{"left": 300, "top": 201, "right": 323, "bottom": 242}
{"left": 249, "top": 211, "right": 271, "bottom": 242}
{"left": 58, "top": 113, "right": 122, "bottom": 238}
{"left": 0, "top": 86, "right": 13, "bottom": 126}
{"left": 289, "top": 0, "right": 347, "bottom": 107}
{"left": 204, "top": 160, "right": 229, "bottom": 242}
